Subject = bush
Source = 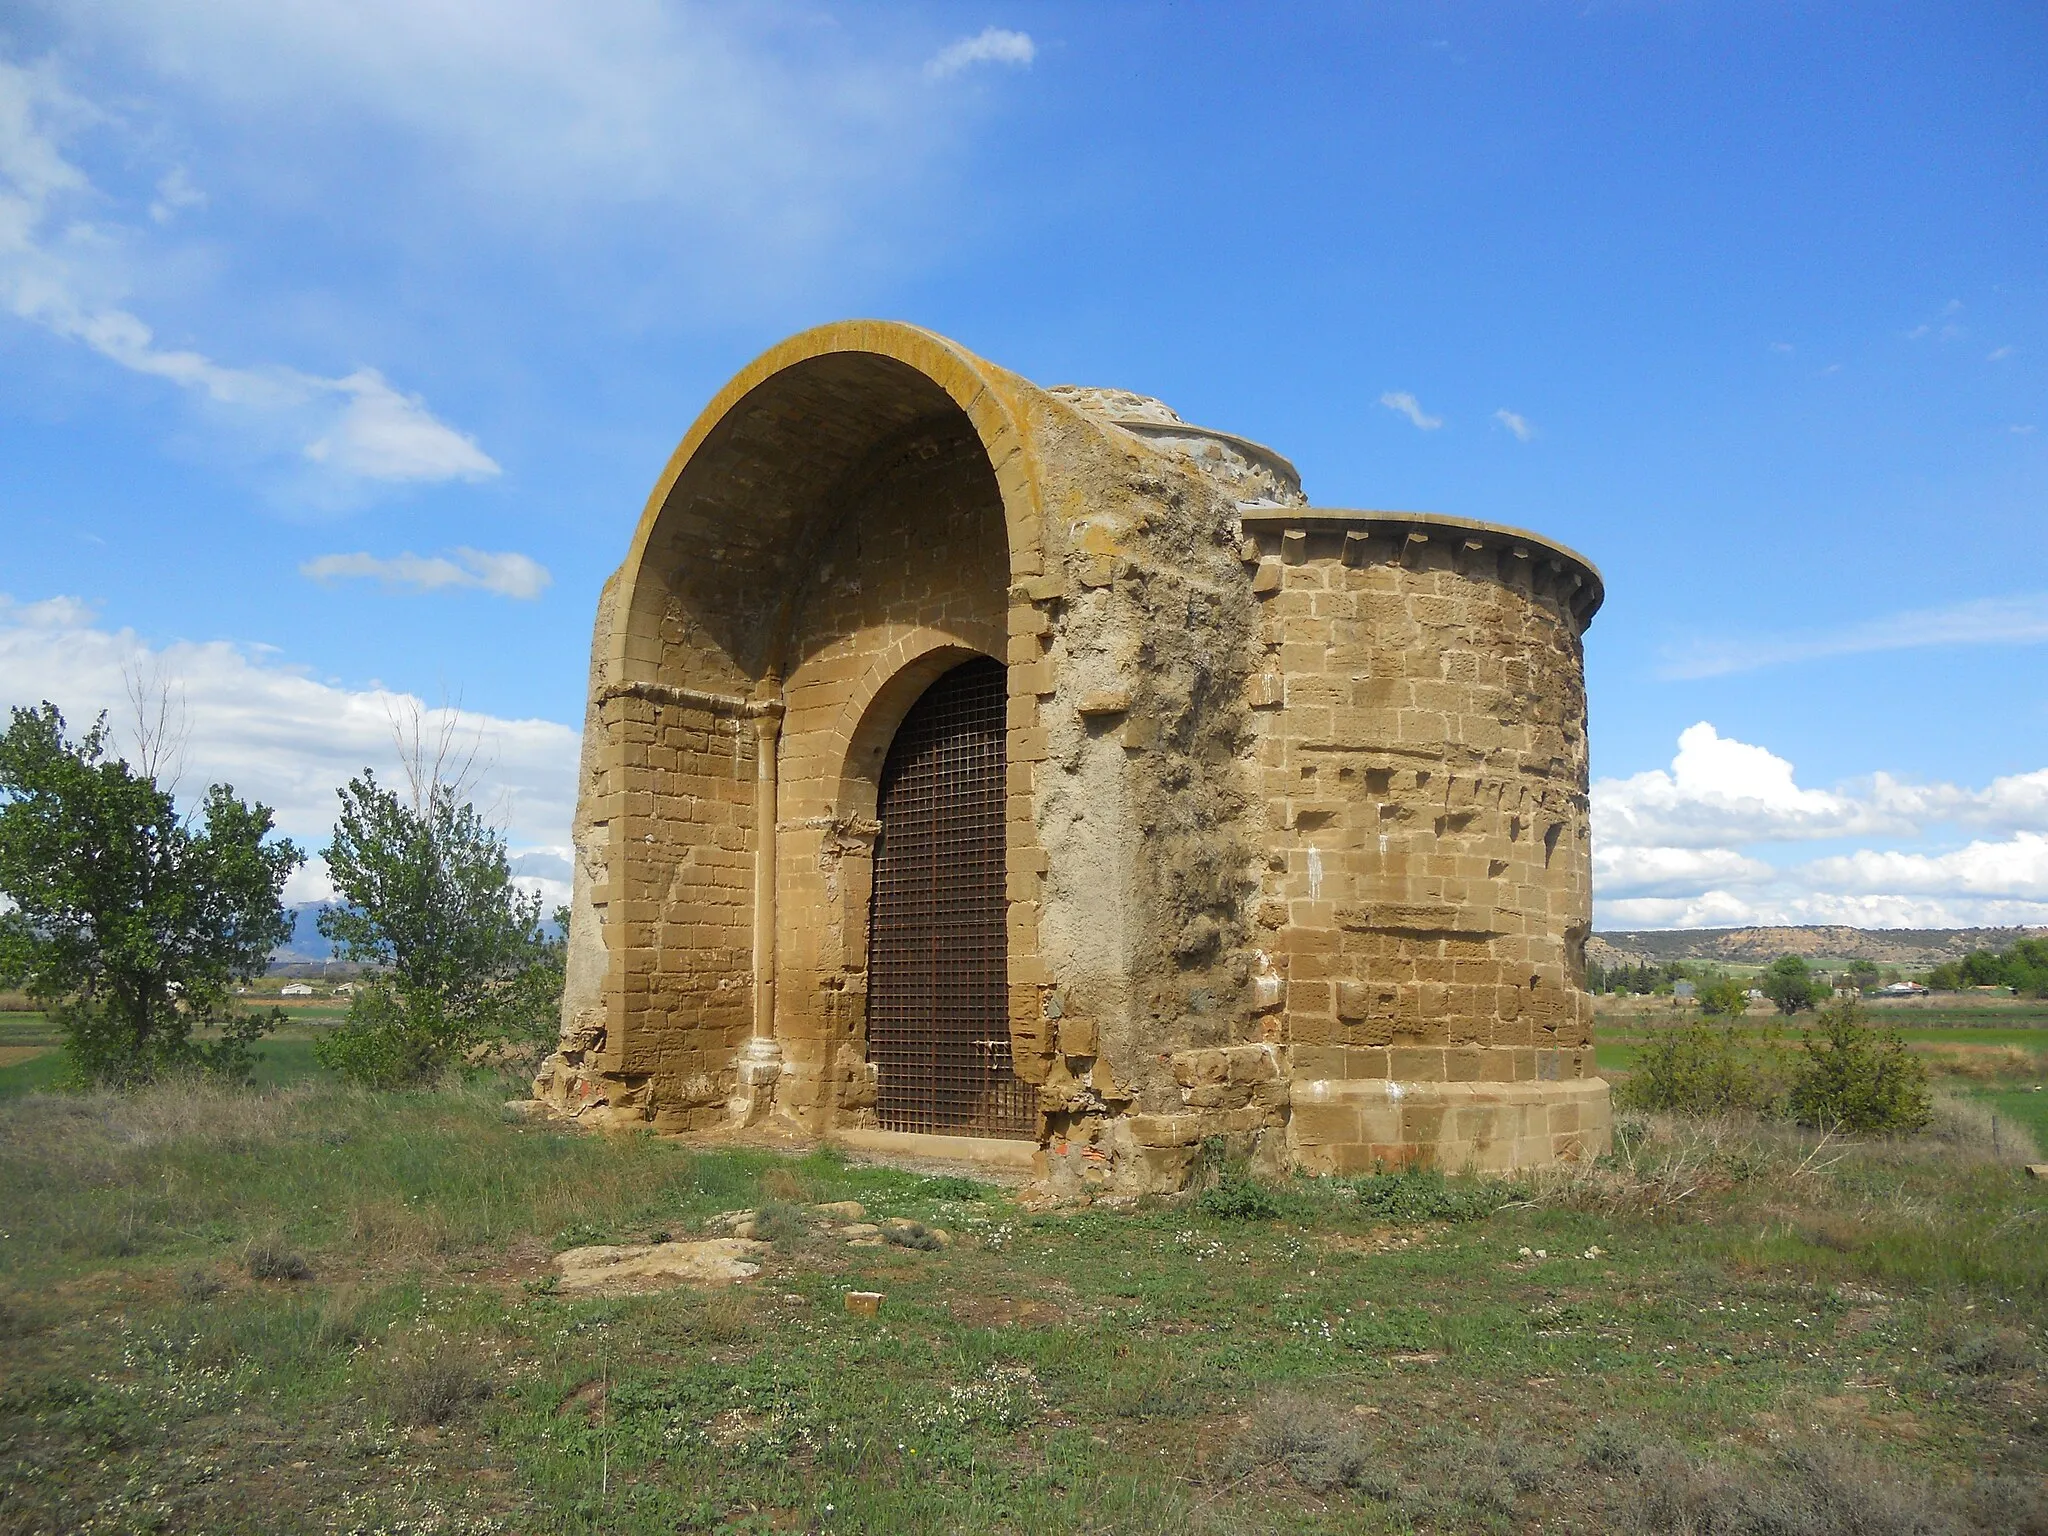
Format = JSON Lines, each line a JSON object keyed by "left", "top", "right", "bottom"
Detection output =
{"left": 1347, "top": 1165, "right": 1507, "bottom": 1223}
{"left": 1697, "top": 976, "right": 1751, "bottom": 1019}
{"left": 243, "top": 1242, "right": 312, "bottom": 1282}
{"left": 375, "top": 1340, "right": 494, "bottom": 1426}
{"left": 1195, "top": 1176, "right": 1281, "bottom": 1221}
{"left": 1616, "top": 1025, "right": 1790, "bottom": 1118}
{"left": 1787, "top": 1006, "right": 1931, "bottom": 1134}
{"left": 1227, "top": 1392, "right": 1380, "bottom": 1494}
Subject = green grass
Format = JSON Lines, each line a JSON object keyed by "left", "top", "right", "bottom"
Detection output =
{"left": 0, "top": 1015, "right": 342, "bottom": 1098}
{"left": 1, "top": 1079, "right": 2044, "bottom": 1533}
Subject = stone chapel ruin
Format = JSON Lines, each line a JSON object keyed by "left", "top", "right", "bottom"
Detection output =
{"left": 532, "top": 321, "right": 1609, "bottom": 1195}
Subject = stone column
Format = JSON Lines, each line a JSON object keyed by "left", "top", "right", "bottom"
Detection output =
{"left": 730, "top": 682, "right": 786, "bottom": 1126}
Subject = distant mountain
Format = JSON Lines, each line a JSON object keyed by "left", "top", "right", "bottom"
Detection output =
{"left": 272, "top": 902, "right": 339, "bottom": 965}
{"left": 266, "top": 899, "right": 566, "bottom": 973}
{"left": 1590, "top": 924, "right": 2047, "bottom": 969}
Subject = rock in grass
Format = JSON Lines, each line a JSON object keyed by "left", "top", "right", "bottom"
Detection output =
{"left": 554, "top": 1239, "right": 768, "bottom": 1294}
{"left": 811, "top": 1201, "right": 866, "bottom": 1221}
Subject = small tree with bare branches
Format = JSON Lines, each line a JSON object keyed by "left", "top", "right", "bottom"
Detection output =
{"left": 313, "top": 706, "right": 562, "bottom": 1087}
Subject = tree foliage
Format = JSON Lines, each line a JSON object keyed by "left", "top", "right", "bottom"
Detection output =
{"left": 314, "top": 768, "right": 562, "bottom": 1087}
{"left": 0, "top": 703, "right": 301, "bottom": 1084}
{"left": 1926, "top": 938, "right": 2048, "bottom": 997}
{"left": 1696, "top": 976, "right": 1752, "bottom": 1018}
{"left": 1760, "top": 954, "right": 1825, "bottom": 1015}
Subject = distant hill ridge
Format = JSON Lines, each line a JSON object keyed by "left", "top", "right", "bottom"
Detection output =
{"left": 1589, "top": 924, "right": 2048, "bottom": 968}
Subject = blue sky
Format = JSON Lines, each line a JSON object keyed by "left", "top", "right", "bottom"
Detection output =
{"left": 3, "top": 2, "right": 2044, "bottom": 928}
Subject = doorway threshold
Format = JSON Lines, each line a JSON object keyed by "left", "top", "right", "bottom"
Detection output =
{"left": 829, "top": 1127, "right": 1038, "bottom": 1177}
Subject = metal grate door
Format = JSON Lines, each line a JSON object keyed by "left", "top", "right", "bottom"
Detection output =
{"left": 866, "top": 657, "right": 1035, "bottom": 1139}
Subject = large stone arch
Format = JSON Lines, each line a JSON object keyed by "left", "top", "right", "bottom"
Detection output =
{"left": 608, "top": 321, "right": 1046, "bottom": 695}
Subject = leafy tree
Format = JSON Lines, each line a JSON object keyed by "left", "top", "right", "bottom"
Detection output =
{"left": 1697, "top": 975, "right": 1751, "bottom": 1018}
{"left": 1842, "top": 959, "right": 1881, "bottom": 993}
{"left": 1760, "top": 954, "right": 1825, "bottom": 1015}
{"left": 0, "top": 702, "right": 301, "bottom": 1085}
{"left": 1787, "top": 1005, "right": 1931, "bottom": 1133}
{"left": 314, "top": 767, "right": 563, "bottom": 1087}
{"left": 1929, "top": 939, "right": 2048, "bottom": 997}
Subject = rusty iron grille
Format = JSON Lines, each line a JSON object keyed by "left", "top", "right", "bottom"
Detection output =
{"left": 866, "top": 656, "right": 1034, "bottom": 1139}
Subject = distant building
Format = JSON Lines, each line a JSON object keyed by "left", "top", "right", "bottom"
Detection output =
{"left": 334, "top": 982, "right": 356, "bottom": 997}
{"left": 279, "top": 982, "right": 315, "bottom": 998}
{"left": 1877, "top": 981, "right": 1927, "bottom": 997}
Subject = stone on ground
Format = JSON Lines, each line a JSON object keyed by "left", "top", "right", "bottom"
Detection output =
{"left": 554, "top": 1238, "right": 768, "bottom": 1293}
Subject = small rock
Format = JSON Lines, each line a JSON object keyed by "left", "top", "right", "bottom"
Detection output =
{"left": 812, "top": 1201, "right": 866, "bottom": 1221}
{"left": 555, "top": 1239, "right": 768, "bottom": 1294}
{"left": 845, "top": 1290, "right": 884, "bottom": 1317}
{"left": 839, "top": 1223, "right": 882, "bottom": 1241}
{"left": 2026, "top": 1164, "right": 2048, "bottom": 1180}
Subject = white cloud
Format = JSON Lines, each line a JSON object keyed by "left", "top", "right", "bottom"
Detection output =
{"left": 1987, "top": 345, "right": 2015, "bottom": 362}
{"left": 1378, "top": 390, "right": 1442, "bottom": 430}
{"left": 0, "top": 58, "right": 498, "bottom": 485}
{"left": 0, "top": 593, "right": 577, "bottom": 880}
{"left": 302, "top": 371, "right": 499, "bottom": 482}
{"left": 1493, "top": 408, "right": 1534, "bottom": 442}
{"left": 1593, "top": 722, "right": 2048, "bottom": 928}
{"left": 148, "top": 164, "right": 204, "bottom": 223}
{"left": 1594, "top": 723, "right": 1905, "bottom": 849}
{"left": 1661, "top": 592, "right": 2048, "bottom": 679}
{"left": 301, "top": 548, "right": 551, "bottom": 600}
{"left": 925, "top": 27, "right": 1036, "bottom": 80}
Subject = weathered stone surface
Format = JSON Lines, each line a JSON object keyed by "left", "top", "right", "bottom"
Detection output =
{"left": 554, "top": 1239, "right": 768, "bottom": 1293}
{"left": 540, "top": 321, "right": 1608, "bottom": 1194}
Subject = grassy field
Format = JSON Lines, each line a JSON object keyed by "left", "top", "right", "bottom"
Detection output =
{"left": 1595, "top": 1004, "right": 2048, "bottom": 1152}
{"left": 1, "top": 1064, "right": 2044, "bottom": 1534}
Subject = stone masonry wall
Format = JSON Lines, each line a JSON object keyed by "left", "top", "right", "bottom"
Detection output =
{"left": 1241, "top": 514, "right": 1607, "bottom": 1172}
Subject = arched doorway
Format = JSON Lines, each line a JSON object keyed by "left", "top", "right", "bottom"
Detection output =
{"left": 865, "top": 657, "right": 1034, "bottom": 1139}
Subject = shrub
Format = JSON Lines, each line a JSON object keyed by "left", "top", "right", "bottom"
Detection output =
{"left": 1347, "top": 1165, "right": 1507, "bottom": 1223}
{"left": 1697, "top": 976, "right": 1751, "bottom": 1018}
{"left": 1618, "top": 1025, "right": 1790, "bottom": 1117}
{"left": 751, "top": 1201, "right": 806, "bottom": 1246}
{"left": 1195, "top": 1176, "right": 1281, "bottom": 1221}
{"left": 375, "top": 1340, "right": 494, "bottom": 1426}
{"left": 1227, "top": 1392, "right": 1380, "bottom": 1494}
{"left": 1787, "top": 1006, "right": 1931, "bottom": 1134}
{"left": 883, "top": 1220, "right": 943, "bottom": 1251}
{"left": 243, "top": 1242, "right": 312, "bottom": 1282}
{"left": 1622, "top": 1439, "right": 1993, "bottom": 1534}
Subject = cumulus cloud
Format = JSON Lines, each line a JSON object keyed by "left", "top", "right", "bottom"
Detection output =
{"left": 1594, "top": 723, "right": 1907, "bottom": 849}
{"left": 925, "top": 27, "right": 1036, "bottom": 79}
{"left": 1378, "top": 390, "right": 1442, "bottom": 430}
{"left": 1593, "top": 722, "right": 2048, "bottom": 928}
{"left": 301, "top": 548, "right": 551, "bottom": 599}
{"left": 1492, "top": 408, "right": 1534, "bottom": 442}
{"left": 0, "top": 593, "right": 577, "bottom": 905}
{"left": 0, "top": 58, "right": 498, "bottom": 485}
{"left": 1662, "top": 592, "right": 2048, "bottom": 679}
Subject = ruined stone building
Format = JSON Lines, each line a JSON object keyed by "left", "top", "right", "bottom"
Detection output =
{"left": 533, "top": 321, "right": 1609, "bottom": 1194}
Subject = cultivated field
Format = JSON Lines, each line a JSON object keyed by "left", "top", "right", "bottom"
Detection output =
{"left": 0, "top": 1010, "right": 2044, "bottom": 1534}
